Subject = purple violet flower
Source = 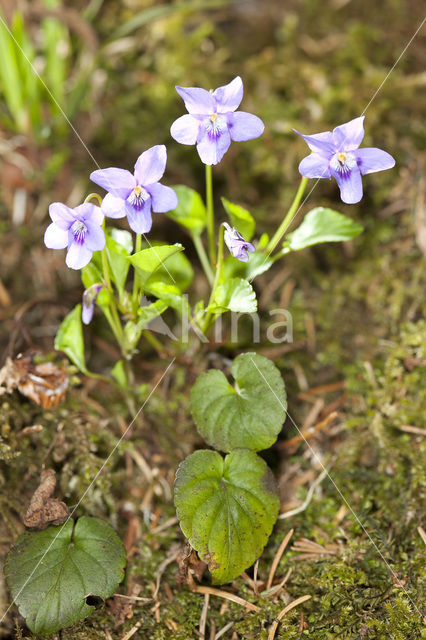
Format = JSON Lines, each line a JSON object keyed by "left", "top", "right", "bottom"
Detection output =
{"left": 82, "top": 283, "right": 103, "bottom": 325}
{"left": 170, "top": 76, "right": 264, "bottom": 165}
{"left": 44, "top": 202, "right": 105, "bottom": 270}
{"left": 295, "top": 116, "right": 395, "bottom": 204}
{"left": 90, "top": 145, "right": 178, "bottom": 234}
{"left": 223, "top": 222, "right": 255, "bottom": 262}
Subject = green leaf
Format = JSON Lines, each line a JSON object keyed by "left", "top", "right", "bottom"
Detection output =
{"left": 174, "top": 449, "right": 279, "bottom": 584}
{"left": 166, "top": 185, "right": 207, "bottom": 235}
{"left": 110, "top": 228, "right": 133, "bottom": 253}
{"left": 190, "top": 352, "right": 287, "bottom": 452}
{"left": 144, "top": 281, "right": 189, "bottom": 314}
{"left": 54, "top": 305, "right": 87, "bottom": 374}
{"left": 128, "top": 243, "right": 184, "bottom": 287}
{"left": 111, "top": 360, "right": 128, "bottom": 389}
{"left": 5, "top": 516, "right": 126, "bottom": 635}
{"left": 221, "top": 197, "right": 255, "bottom": 240}
{"left": 106, "top": 235, "right": 130, "bottom": 293}
{"left": 209, "top": 278, "right": 257, "bottom": 314}
{"left": 284, "top": 207, "right": 364, "bottom": 252}
{"left": 222, "top": 252, "right": 273, "bottom": 281}
{"left": 146, "top": 250, "right": 194, "bottom": 291}
{"left": 123, "top": 300, "right": 168, "bottom": 352}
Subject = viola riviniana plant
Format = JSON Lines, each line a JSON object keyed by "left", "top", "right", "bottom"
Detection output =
{"left": 40, "top": 78, "right": 396, "bottom": 599}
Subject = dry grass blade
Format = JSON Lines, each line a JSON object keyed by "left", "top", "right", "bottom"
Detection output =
{"left": 268, "top": 595, "right": 312, "bottom": 640}
{"left": 191, "top": 585, "right": 260, "bottom": 613}
{"left": 266, "top": 529, "right": 294, "bottom": 590}
{"left": 119, "top": 620, "right": 142, "bottom": 640}
{"left": 417, "top": 526, "right": 426, "bottom": 545}
{"left": 279, "top": 467, "right": 329, "bottom": 520}
{"left": 199, "top": 593, "right": 209, "bottom": 640}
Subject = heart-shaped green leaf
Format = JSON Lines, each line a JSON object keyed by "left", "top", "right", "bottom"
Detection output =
{"left": 190, "top": 352, "right": 286, "bottom": 452}
{"left": 54, "top": 305, "right": 87, "bottom": 374}
{"left": 221, "top": 197, "right": 255, "bottom": 240}
{"left": 174, "top": 448, "right": 279, "bottom": 584}
{"left": 208, "top": 278, "right": 257, "bottom": 314}
{"left": 283, "top": 207, "right": 363, "bottom": 252}
{"left": 128, "top": 243, "right": 184, "bottom": 287}
{"left": 5, "top": 516, "right": 126, "bottom": 635}
{"left": 166, "top": 185, "right": 207, "bottom": 235}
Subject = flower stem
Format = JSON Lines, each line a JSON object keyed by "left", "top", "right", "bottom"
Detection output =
{"left": 192, "top": 234, "right": 214, "bottom": 285}
{"left": 100, "top": 220, "right": 123, "bottom": 344}
{"left": 266, "top": 176, "right": 308, "bottom": 255}
{"left": 205, "top": 164, "right": 215, "bottom": 264}
{"left": 132, "top": 233, "right": 142, "bottom": 310}
{"left": 84, "top": 192, "right": 103, "bottom": 206}
{"left": 201, "top": 224, "right": 225, "bottom": 334}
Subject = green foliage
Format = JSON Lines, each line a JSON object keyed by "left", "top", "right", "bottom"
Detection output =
{"left": 174, "top": 449, "right": 279, "bottom": 584}
{"left": 221, "top": 197, "right": 256, "bottom": 241}
{"left": 167, "top": 185, "right": 207, "bottom": 235}
{"left": 54, "top": 305, "right": 87, "bottom": 374}
{"left": 283, "top": 207, "right": 364, "bottom": 253}
{"left": 5, "top": 516, "right": 126, "bottom": 635}
{"left": 208, "top": 277, "right": 257, "bottom": 314}
{"left": 128, "top": 244, "right": 184, "bottom": 287}
{"left": 190, "top": 353, "right": 287, "bottom": 452}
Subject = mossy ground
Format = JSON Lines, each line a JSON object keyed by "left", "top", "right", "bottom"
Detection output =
{"left": 1, "top": 0, "right": 425, "bottom": 638}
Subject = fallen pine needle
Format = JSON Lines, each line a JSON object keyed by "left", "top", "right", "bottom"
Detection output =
{"left": 268, "top": 595, "right": 312, "bottom": 640}
{"left": 279, "top": 467, "right": 329, "bottom": 520}
{"left": 191, "top": 584, "right": 260, "bottom": 612}
{"left": 418, "top": 526, "right": 426, "bottom": 545}
{"left": 199, "top": 593, "right": 209, "bottom": 640}
{"left": 120, "top": 620, "right": 142, "bottom": 640}
{"left": 266, "top": 529, "right": 294, "bottom": 590}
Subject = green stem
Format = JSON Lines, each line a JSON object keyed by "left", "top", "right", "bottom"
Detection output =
{"left": 193, "top": 234, "right": 214, "bottom": 285}
{"left": 100, "top": 220, "right": 123, "bottom": 344}
{"left": 201, "top": 224, "right": 225, "bottom": 333}
{"left": 266, "top": 176, "right": 308, "bottom": 255}
{"left": 142, "top": 330, "right": 166, "bottom": 356}
{"left": 84, "top": 192, "right": 103, "bottom": 206}
{"left": 132, "top": 233, "right": 142, "bottom": 311}
{"left": 205, "top": 164, "right": 215, "bottom": 264}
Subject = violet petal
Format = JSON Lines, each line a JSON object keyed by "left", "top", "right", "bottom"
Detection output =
{"left": 125, "top": 201, "right": 153, "bottom": 234}
{"left": 175, "top": 86, "right": 216, "bottom": 115}
{"left": 65, "top": 241, "right": 93, "bottom": 270}
{"left": 84, "top": 221, "right": 106, "bottom": 252}
{"left": 170, "top": 114, "right": 201, "bottom": 145}
{"left": 333, "top": 116, "right": 365, "bottom": 151}
{"left": 101, "top": 192, "right": 127, "bottom": 219}
{"left": 147, "top": 183, "right": 178, "bottom": 213}
{"left": 332, "top": 167, "right": 363, "bottom": 204}
{"left": 294, "top": 129, "right": 335, "bottom": 157}
{"left": 90, "top": 167, "right": 136, "bottom": 199}
{"left": 48, "top": 202, "right": 75, "bottom": 230}
{"left": 134, "top": 145, "right": 167, "bottom": 185}
{"left": 299, "top": 153, "right": 331, "bottom": 179}
{"left": 44, "top": 222, "right": 69, "bottom": 249}
{"left": 355, "top": 147, "right": 396, "bottom": 175}
{"left": 196, "top": 129, "right": 231, "bottom": 165}
{"left": 228, "top": 111, "right": 264, "bottom": 141}
{"left": 213, "top": 76, "right": 243, "bottom": 113}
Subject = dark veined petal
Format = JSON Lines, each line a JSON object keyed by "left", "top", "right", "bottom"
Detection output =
{"left": 48, "top": 202, "right": 75, "bottom": 230}
{"left": 294, "top": 129, "right": 335, "bottom": 157}
{"left": 134, "top": 145, "right": 167, "bottom": 186}
{"left": 125, "top": 200, "right": 153, "bottom": 234}
{"left": 228, "top": 111, "right": 264, "bottom": 141}
{"left": 213, "top": 76, "right": 243, "bottom": 113}
{"left": 84, "top": 221, "right": 106, "bottom": 252}
{"left": 147, "top": 183, "right": 178, "bottom": 213}
{"left": 331, "top": 166, "right": 363, "bottom": 204}
{"left": 101, "top": 192, "right": 127, "bottom": 219}
{"left": 90, "top": 167, "right": 136, "bottom": 199}
{"left": 333, "top": 116, "right": 365, "bottom": 151}
{"left": 355, "top": 147, "right": 395, "bottom": 175}
{"left": 175, "top": 86, "right": 216, "bottom": 115}
{"left": 196, "top": 128, "right": 231, "bottom": 165}
{"left": 170, "top": 114, "right": 201, "bottom": 145}
{"left": 298, "top": 153, "right": 331, "bottom": 179}
{"left": 66, "top": 241, "right": 93, "bottom": 270}
{"left": 74, "top": 203, "right": 104, "bottom": 226}
{"left": 44, "top": 222, "right": 69, "bottom": 249}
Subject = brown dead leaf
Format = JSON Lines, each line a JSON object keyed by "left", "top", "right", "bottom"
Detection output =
{"left": 23, "top": 469, "right": 69, "bottom": 530}
{"left": 176, "top": 543, "right": 208, "bottom": 585}
{"left": 0, "top": 353, "right": 68, "bottom": 408}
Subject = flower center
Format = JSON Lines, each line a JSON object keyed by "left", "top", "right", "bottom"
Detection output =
{"left": 330, "top": 151, "right": 357, "bottom": 174}
{"left": 71, "top": 220, "right": 87, "bottom": 244}
{"left": 206, "top": 113, "right": 226, "bottom": 139}
{"left": 127, "top": 185, "right": 149, "bottom": 210}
